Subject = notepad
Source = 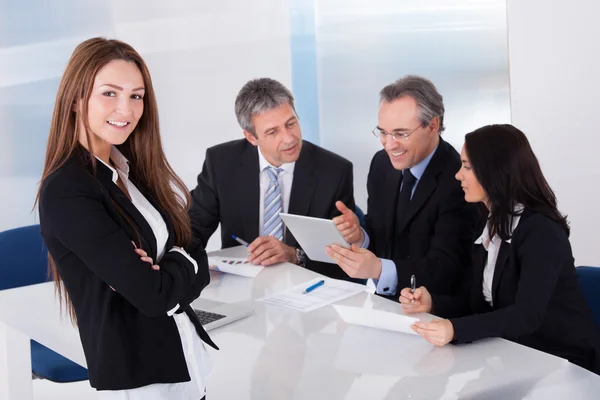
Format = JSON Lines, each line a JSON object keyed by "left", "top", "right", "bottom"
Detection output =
{"left": 208, "top": 256, "right": 264, "bottom": 278}
{"left": 258, "top": 278, "right": 367, "bottom": 312}
{"left": 333, "top": 305, "right": 419, "bottom": 335}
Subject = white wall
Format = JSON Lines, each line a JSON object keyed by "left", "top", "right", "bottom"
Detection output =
{"left": 507, "top": 0, "right": 600, "bottom": 266}
{"left": 0, "top": 0, "right": 292, "bottom": 252}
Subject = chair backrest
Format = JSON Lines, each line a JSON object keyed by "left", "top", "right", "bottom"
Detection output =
{"left": 0, "top": 224, "right": 49, "bottom": 290}
{"left": 576, "top": 266, "right": 600, "bottom": 328}
{"left": 355, "top": 205, "right": 366, "bottom": 228}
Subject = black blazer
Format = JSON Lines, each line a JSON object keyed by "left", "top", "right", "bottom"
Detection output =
{"left": 433, "top": 209, "right": 600, "bottom": 374}
{"left": 365, "top": 137, "right": 476, "bottom": 297}
{"left": 189, "top": 139, "right": 356, "bottom": 280}
{"left": 39, "top": 146, "right": 217, "bottom": 390}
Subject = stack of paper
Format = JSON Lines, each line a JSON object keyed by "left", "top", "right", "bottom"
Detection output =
{"left": 208, "top": 256, "right": 264, "bottom": 278}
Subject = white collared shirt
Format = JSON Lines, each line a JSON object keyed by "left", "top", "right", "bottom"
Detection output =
{"left": 475, "top": 204, "right": 524, "bottom": 306}
{"left": 257, "top": 146, "right": 295, "bottom": 236}
{"left": 95, "top": 147, "right": 212, "bottom": 400}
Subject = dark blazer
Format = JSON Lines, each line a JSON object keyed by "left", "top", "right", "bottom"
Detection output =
{"left": 189, "top": 139, "right": 356, "bottom": 280}
{"left": 365, "top": 137, "right": 476, "bottom": 297}
{"left": 433, "top": 209, "right": 600, "bottom": 374}
{"left": 39, "top": 146, "right": 217, "bottom": 390}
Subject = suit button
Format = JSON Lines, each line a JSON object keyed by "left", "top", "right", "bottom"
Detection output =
{"left": 406, "top": 255, "right": 411, "bottom": 259}
{"left": 383, "top": 287, "right": 390, "bottom": 292}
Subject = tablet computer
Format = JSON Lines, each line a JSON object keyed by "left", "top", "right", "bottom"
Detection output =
{"left": 280, "top": 213, "right": 350, "bottom": 264}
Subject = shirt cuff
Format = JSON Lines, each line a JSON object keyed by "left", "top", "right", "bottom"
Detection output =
{"left": 374, "top": 258, "right": 398, "bottom": 295}
{"left": 167, "top": 303, "right": 180, "bottom": 316}
{"left": 169, "top": 246, "right": 198, "bottom": 274}
{"left": 360, "top": 228, "right": 370, "bottom": 248}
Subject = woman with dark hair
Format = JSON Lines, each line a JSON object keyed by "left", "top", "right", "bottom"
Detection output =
{"left": 37, "top": 37, "right": 216, "bottom": 398}
{"left": 400, "top": 124, "right": 600, "bottom": 374}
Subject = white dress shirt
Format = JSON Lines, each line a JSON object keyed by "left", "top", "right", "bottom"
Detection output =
{"left": 257, "top": 146, "right": 295, "bottom": 236}
{"left": 96, "top": 147, "right": 213, "bottom": 400}
{"left": 475, "top": 204, "right": 524, "bottom": 306}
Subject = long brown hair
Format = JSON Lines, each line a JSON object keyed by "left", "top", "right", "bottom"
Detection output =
{"left": 35, "top": 37, "right": 191, "bottom": 321}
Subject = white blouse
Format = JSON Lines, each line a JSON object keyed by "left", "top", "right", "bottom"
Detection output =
{"left": 474, "top": 204, "right": 524, "bottom": 306}
{"left": 96, "top": 147, "right": 213, "bottom": 400}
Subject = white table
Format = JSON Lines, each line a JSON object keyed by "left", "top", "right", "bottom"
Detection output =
{"left": 1, "top": 246, "right": 600, "bottom": 399}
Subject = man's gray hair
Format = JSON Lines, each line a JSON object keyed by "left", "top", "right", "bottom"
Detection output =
{"left": 379, "top": 75, "right": 445, "bottom": 133}
{"left": 235, "top": 78, "right": 296, "bottom": 135}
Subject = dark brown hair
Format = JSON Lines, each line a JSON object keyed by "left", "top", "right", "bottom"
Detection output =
{"left": 464, "top": 124, "right": 569, "bottom": 240}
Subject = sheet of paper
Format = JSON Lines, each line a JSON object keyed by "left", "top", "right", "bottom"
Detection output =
{"left": 258, "top": 278, "right": 367, "bottom": 312}
{"left": 333, "top": 304, "right": 419, "bottom": 335}
{"left": 208, "top": 256, "right": 264, "bottom": 278}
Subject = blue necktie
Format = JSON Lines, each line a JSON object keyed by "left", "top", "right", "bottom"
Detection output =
{"left": 264, "top": 166, "right": 284, "bottom": 241}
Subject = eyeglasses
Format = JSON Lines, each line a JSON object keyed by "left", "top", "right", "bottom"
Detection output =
{"left": 372, "top": 124, "right": 423, "bottom": 142}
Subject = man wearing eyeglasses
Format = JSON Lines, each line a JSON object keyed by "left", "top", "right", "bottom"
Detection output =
{"left": 326, "top": 75, "right": 476, "bottom": 299}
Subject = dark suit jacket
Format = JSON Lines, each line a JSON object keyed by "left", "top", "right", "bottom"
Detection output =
{"left": 39, "top": 146, "right": 216, "bottom": 390}
{"left": 433, "top": 209, "right": 600, "bottom": 374}
{"left": 365, "top": 137, "right": 476, "bottom": 297}
{"left": 189, "top": 139, "right": 356, "bottom": 280}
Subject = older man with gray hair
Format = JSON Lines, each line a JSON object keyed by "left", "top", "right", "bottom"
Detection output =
{"left": 327, "top": 75, "right": 476, "bottom": 298}
{"left": 189, "top": 78, "right": 358, "bottom": 281}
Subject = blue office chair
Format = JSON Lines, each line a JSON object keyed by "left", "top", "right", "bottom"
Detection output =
{"left": 576, "top": 266, "right": 600, "bottom": 329}
{"left": 0, "top": 224, "right": 88, "bottom": 382}
{"left": 355, "top": 205, "right": 366, "bottom": 228}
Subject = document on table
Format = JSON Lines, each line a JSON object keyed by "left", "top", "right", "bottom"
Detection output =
{"left": 333, "top": 305, "right": 419, "bottom": 335}
{"left": 208, "top": 256, "right": 264, "bottom": 278}
{"left": 258, "top": 278, "right": 367, "bottom": 312}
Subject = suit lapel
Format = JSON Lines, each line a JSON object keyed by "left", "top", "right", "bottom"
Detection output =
{"left": 470, "top": 243, "right": 490, "bottom": 312}
{"left": 101, "top": 171, "right": 159, "bottom": 260}
{"left": 395, "top": 139, "right": 447, "bottom": 235}
{"left": 134, "top": 180, "right": 176, "bottom": 251}
{"left": 491, "top": 241, "right": 511, "bottom": 301}
{"left": 383, "top": 167, "right": 403, "bottom": 258}
{"left": 287, "top": 142, "right": 317, "bottom": 245}
{"left": 231, "top": 144, "right": 260, "bottom": 241}
{"left": 75, "top": 146, "right": 160, "bottom": 258}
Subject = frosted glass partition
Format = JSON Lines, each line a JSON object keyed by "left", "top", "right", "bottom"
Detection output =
{"left": 1, "top": 0, "right": 510, "bottom": 248}
{"left": 314, "top": 0, "right": 510, "bottom": 208}
{"left": 0, "top": 0, "right": 292, "bottom": 241}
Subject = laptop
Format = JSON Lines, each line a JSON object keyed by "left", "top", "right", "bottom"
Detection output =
{"left": 191, "top": 297, "right": 254, "bottom": 331}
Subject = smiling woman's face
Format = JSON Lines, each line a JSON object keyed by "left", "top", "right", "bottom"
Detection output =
{"left": 80, "top": 59, "right": 145, "bottom": 158}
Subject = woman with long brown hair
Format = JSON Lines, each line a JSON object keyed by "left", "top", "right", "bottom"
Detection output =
{"left": 37, "top": 37, "right": 216, "bottom": 398}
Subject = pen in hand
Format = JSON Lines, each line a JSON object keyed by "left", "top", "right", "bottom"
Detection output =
{"left": 410, "top": 274, "right": 416, "bottom": 304}
{"left": 303, "top": 280, "right": 325, "bottom": 294}
{"left": 232, "top": 234, "right": 249, "bottom": 247}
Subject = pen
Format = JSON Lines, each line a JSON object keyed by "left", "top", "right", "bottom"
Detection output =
{"left": 303, "top": 280, "right": 325, "bottom": 294}
{"left": 232, "top": 235, "right": 249, "bottom": 247}
{"left": 410, "top": 274, "right": 416, "bottom": 304}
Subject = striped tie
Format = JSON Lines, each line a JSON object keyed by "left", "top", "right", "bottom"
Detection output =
{"left": 263, "top": 166, "right": 284, "bottom": 241}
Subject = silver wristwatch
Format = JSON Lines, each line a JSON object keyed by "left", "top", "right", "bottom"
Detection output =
{"left": 295, "top": 248, "right": 307, "bottom": 266}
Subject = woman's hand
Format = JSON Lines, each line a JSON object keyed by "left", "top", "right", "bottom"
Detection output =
{"left": 411, "top": 319, "right": 455, "bottom": 346}
{"left": 399, "top": 286, "right": 433, "bottom": 313}
{"left": 133, "top": 241, "right": 159, "bottom": 270}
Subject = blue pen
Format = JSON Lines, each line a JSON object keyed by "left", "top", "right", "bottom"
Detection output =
{"left": 231, "top": 235, "right": 249, "bottom": 247}
{"left": 303, "top": 280, "right": 325, "bottom": 294}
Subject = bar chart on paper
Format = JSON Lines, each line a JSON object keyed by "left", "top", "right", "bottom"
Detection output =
{"left": 258, "top": 278, "right": 366, "bottom": 312}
